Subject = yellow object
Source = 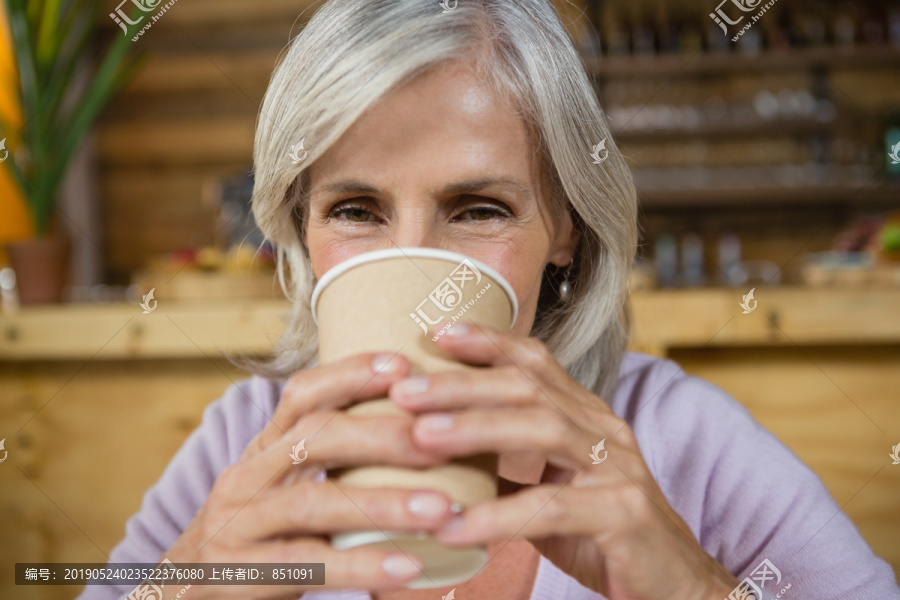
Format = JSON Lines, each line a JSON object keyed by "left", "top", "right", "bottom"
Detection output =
{"left": 194, "top": 246, "right": 224, "bottom": 270}
{"left": 224, "top": 244, "right": 262, "bottom": 272}
{"left": 0, "top": 3, "right": 34, "bottom": 266}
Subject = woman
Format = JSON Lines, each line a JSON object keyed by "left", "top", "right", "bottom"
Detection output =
{"left": 81, "top": 1, "right": 899, "bottom": 599}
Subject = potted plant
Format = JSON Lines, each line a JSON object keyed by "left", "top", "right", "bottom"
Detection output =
{"left": 0, "top": 0, "right": 145, "bottom": 303}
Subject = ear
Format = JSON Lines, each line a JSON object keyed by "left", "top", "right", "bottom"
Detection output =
{"left": 547, "top": 206, "right": 581, "bottom": 268}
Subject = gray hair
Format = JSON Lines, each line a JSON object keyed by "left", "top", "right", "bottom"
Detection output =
{"left": 240, "top": 0, "right": 637, "bottom": 401}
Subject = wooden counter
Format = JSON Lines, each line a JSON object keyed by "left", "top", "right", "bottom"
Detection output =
{"left": 1, "top": 286, "right": 899, "bottom": 359}
{"left": 1, "top": 287, "right": 898, "bottom": 598}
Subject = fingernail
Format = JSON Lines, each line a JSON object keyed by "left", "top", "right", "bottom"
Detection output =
{"left": 372, "top": 354, "right": 401, "bottom": 374}
{"left": 382, "top": 553, "right": 422, "bottom": 579}
{"left": 393, "top": 375, "right": 430, "bottom": 398}
{"left": 418, "top": 413, "right": 455, "bottom": 431}
{"left": 442, "top": 515, "right": 465, "bottom": 533}
{"left": 446, "top": 322, "right": 470, "bottom": 336}
{"left": 408, "top": 491, "right": 448, "bottom": 518}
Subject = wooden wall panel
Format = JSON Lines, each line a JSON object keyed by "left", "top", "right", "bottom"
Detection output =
{"left": 98, "top": 119, "right": 257, "bottom": 166}
{"left": 97, "top": 0, "right": 315, "bottom": 281}
{"left": 669, "top": 346, "right": 900, "bottom": 582}
{"left": 0, "top": 360, "right": 253, "bottom": 600}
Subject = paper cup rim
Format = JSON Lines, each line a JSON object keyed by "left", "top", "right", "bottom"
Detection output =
{"left": 331, "top": 530, "right": 487, "bottom": 588}
{"left": 310, "top": 247, "right": 518, "bottom": 327}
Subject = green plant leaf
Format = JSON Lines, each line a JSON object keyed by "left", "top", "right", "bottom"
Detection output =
{"left": 35, "top": 0, "right": 60, "bottom": 72}
{"left": 3, "top": 0, "right": 146, "bottom": 235}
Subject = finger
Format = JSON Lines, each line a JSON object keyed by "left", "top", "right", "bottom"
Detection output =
{"left": 231, "top": 538, "right": 427, "bottom": 592}
{"left": 432, "top": 324, "right": 616, "bottom": 417}
{"left": 432, "top": 323, "right": 605, "bottom": 408}
{"left": 243, "top": 350, "right": 411, "bottom": 459}
{"left": 389, "top": 364, "right": 541, "bottom": 412}
{"left": 222, "top": 410, "right": 447, "bottom": 504}
{"left": 432, "top": 482, "right": 635, "bottom": 546}
{"left": 232, "top": 482, "right": 458, "bottom": 541}
{"left": 431, "top": 322, "right": 558, "bottom": 375}
{"left": 411, "top": 406, "right": 595, "bottom": 472}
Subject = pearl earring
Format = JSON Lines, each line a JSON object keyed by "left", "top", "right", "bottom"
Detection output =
{"left": 559, "top": 261, "right": 574, "bottom": 301}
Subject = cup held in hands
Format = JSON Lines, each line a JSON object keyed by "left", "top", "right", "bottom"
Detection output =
{"left": 311, "top": 247, "right": 518, "bottom": 588}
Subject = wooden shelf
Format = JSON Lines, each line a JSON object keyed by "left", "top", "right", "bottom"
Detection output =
{"left": 0, "top": 300, "right": 290, "bottom": 360}
{"left": 637, "top": 184, "right": 900, "bottom": 208}
{"left": 586, "top": 46, "right": 900, "bottom": 78}
{"left": 1, "top": 288, "right": 898, "bottom": 361}
{"left": 628, "top": 286, "right": 900, "bottom": 357}
{"left": 122, "top": 46, "right": 900, "bottom": 98}
{"left": 615, "top": 119, "right": 834, "bottom": 142}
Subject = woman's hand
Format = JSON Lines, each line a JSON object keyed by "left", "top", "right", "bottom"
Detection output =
{"left": 388, "top": 322, "right": 740, "bottom": 600}
{"left": 157, "top": 352, "right": 457, "bottom": 599}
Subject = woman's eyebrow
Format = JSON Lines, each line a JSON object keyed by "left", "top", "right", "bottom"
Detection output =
{"left": 310, "top": 177, "right": 532, "bottom": 200}
{"left": 310, "top": 181, "right": 380, "bottom": 197}
{"left": 443, "top": 177, "right": 531, "bottom": 199}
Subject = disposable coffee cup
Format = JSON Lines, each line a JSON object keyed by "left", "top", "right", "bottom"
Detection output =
{"left": 311, "top": 247, "right": 518, "bottom": 588}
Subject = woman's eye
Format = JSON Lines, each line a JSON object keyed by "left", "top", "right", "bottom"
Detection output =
{"left": 329, "top": 203, "right": 373, "bottom": 222}
{"left": 326, "top": 198, "right": 512, "bottom": 223}
{"left": 459, "top": 206, "right": 502, "bottom": 221}
{"left": 455, "top": 201, "right": 513, "bottom": 222}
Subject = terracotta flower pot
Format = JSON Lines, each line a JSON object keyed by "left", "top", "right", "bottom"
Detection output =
{"left": 4, "top": 236, "right": 71, "bottom": 304}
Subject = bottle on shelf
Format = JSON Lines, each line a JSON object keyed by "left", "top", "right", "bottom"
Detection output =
{"left": 656, "top": 1, "right": 679, "bottom": 55}
{"left": 860, "top": 4, "right": 885, "bottom": 45}
{"left": 718, "top": 232, "right": 743, "bottom": 287}
{"left": 678, "top": 12, "right": 704, "bottom": 55}
{"left": 681, "top": 233, "right": 707, "bottom": 288}
{"left": 833, "top": 12, "right": 857, "bottom": 47}
{"left": 632, "top": 17, "right": 656, "bottom": 56}
{"left": 766, "top": 13, "right": 793, "bottom": 51}
{"left": 890, "top": 9, "right": 900, "bottom": 47}
{"left": 655, "top": 233, "right": 679, "bottom": 288}
{"left": 705, "top": 17, "right": 732, "bottom": 54}
{"left": 602, "top": 4, "right": 630, "bottom": 56}
{"left": 799, "top": 10, "right": 827, "bottom": 46}
{"left": 737, "top": 24, "right": 763, "bottom": 55}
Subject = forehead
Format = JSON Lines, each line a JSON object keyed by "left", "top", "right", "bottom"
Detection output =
{"left": 312, "top": 61, "right": 539, "bottom": 184}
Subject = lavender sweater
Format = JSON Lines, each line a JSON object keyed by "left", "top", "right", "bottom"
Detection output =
{"left": 78, "top": 352, "right": 899, "bottom": 600}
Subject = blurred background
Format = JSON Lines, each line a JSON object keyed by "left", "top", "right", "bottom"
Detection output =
{"left": 0, "top": 0, "right": 898, "bottom": 597}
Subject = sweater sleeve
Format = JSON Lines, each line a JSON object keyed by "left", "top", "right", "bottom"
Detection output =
{"left": 75, "top": 376, "right": 279, "bottom": 600}
{"left": 634, "top": 359, "right": 899, "bottom": 600}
